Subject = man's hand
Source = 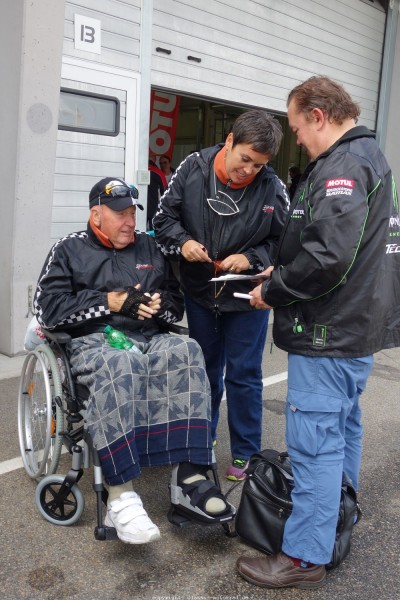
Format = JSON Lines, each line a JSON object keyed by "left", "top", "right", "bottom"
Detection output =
{"left": 107, "top": 291, "right": 128, "bottom": 312}
{"left": 181, "top": 240, "right": 212, "bottom": 263}
{"left": 108, "top": 285, "right": 161, "bottom": 320}
{"left": 137, "top": 293, "right": 161, "bottom": 320}
{"left": 249, "top": 266, "right": 275, "bottom": 309}
{"left": 249, "top": 284, "right": 273, "bottom": 309}
{"left": 260, "top": 265, "right": 275, "bottom": 278}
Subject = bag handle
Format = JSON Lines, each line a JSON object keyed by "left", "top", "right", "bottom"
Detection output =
{"left": 247, "top": 449, "right": 293, "bottom": 478}
{"left": 224, "top": 449, "right": 293, "bottom": 500}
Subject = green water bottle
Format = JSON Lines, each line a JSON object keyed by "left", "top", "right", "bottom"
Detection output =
{"left": 104, "top": 326, "right": 141, "bottom": 353}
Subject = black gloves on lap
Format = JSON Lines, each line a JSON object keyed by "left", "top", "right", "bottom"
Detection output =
{"left": 120, "top": 287, "right": 151, "bottom": 319}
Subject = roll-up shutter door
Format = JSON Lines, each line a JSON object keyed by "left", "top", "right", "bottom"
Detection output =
{"left": 152, "top": 0, "right": 386, "bottom": 129}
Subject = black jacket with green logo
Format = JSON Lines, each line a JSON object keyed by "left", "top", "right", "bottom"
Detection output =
{"left": 263, "top": 126, "right": 400, "bottom": 357}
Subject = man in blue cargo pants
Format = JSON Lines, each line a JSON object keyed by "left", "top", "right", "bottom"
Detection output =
{"left": 236, "top": 76, "right": 400, "bottom": 590}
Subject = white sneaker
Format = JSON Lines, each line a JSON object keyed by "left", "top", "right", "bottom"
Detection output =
{"left": 104, "top": 491, "right": 160, "bottom": 544}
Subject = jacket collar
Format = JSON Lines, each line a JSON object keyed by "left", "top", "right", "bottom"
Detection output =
{"left": 303, "top": 126, "right": 375, "bottom": 177}
{"left": 318, "top": 126, "right": 375, "bottom": 160}
{"left": 88, "top": 215, "right": 114, "bottom": 248}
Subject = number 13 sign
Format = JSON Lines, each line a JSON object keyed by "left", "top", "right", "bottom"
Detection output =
{"left": 74, "top": 14, "right": 101, "bottom": 55}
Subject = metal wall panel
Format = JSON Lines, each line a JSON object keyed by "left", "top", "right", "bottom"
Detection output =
{"left": 53, "top": 2, "right": 141, "bottom": 244}
{"left": 63, "top": 0, "right": 141, "bottom": 71}
{"left": 51, "top": 78, "right": 127, "bottom": 243}
{"left": 152, "top": 0, "right": 386, "bottom": 128}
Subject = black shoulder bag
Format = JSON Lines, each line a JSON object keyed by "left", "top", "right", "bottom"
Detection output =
{"left": 234, "top": 449, "right": 359, "bottom": 570}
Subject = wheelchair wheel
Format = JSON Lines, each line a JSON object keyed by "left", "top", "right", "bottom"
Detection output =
{"left": 18, "top": 344, "right": 64, "bottom": 479}
{"left": 35, "top": 474, "right": 84, "bottom": 526}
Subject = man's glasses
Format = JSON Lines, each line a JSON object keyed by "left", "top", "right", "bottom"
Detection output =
{"left": 103, "top": 183, "right": 139, "bottom": 199}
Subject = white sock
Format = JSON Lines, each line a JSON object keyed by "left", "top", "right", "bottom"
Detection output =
{"left": 106, "top": 481, "right": 134, "bottom": 503}
{"left": 182, "top": 474, "right": 226, "bottom": 514}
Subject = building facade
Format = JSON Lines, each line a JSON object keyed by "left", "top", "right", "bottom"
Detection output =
{"left": 1, "top": 0, "right": 398, "bottom": 355}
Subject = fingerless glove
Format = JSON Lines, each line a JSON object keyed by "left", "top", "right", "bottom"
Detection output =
{"left": 120, "top": 287, "right": 151, "bottom": 319}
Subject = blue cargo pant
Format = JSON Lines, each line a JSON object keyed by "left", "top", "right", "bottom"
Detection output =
{"left": 282, "top": 353, "right": 373, "bottom": 565}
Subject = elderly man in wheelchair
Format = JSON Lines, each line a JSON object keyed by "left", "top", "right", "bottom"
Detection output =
{"left": 21, "top": 177, "right": 235, "bottom": 544}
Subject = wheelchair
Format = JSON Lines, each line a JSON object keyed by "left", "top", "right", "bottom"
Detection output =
{"left": 17, "top": 327, "right": 236, "bottom": 540}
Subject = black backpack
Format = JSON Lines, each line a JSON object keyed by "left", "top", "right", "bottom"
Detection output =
{"left": 234, "top": 449, "right": 359, "bottom": 570}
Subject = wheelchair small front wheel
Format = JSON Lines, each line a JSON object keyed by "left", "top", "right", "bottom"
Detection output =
{"left": 35, "top": 475, "right": 85, "bottom": 526}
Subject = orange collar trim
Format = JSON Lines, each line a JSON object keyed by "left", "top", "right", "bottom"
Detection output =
{"left": 89, "top": 215, "right": 114, "bottom": 247}
{"left": 213, "top": 146, "right": 256, "bottom": 189}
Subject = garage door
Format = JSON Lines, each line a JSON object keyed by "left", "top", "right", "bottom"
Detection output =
{"left": 151, "top": 0, "right": 386, "bottom": 129}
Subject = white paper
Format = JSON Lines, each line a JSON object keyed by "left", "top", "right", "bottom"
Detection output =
{"left": 209, "top": 273, "right": 270, "bottom": 282}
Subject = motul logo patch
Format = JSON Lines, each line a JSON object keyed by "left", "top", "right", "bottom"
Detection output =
{"left": 325, "top": 179, "right": 354, "bottom": 197}
{"left": 325, "top": 179, "right": 354, "bottom": 188}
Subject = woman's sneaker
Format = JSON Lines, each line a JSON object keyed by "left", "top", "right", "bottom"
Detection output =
{"left": 226, "top": 458, "right": 249, "bottom": 481}
{"left": 105, "top": 491, "right": 160, "bottom": 544}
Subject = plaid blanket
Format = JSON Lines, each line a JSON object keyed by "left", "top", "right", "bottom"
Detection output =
{"left": 68, "top": 333, "right": 213, "bottom": 485}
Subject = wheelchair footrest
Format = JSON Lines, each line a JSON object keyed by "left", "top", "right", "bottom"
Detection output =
{"left": 167, "top": 506, "right": 194, "bottom": 528}
{"left": 94, "top": 525, "right": 119, "bottom": 541}
{"left": 167, "top": 504, "right": 236, "bottom": 529}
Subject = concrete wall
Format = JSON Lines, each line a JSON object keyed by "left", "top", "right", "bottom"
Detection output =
{"left": 0, "top": 0, "right": 65, "bottom": 355}
{"left": 384, "top": 9, "right": 400, "bottom": 185}
{"left": 0, "top": 1, "right": 23, "bottom": 356}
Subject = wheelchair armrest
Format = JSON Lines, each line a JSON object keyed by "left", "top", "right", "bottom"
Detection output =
{"left": 42, "top": 329, "right": 72, "bottom": 345}
{"left": 166, "top": 323, "right": 189, "bottom": 336}
{"left": 42, "top": 325, "right": 188, "bottom": 343}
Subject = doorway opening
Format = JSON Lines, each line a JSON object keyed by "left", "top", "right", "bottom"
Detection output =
{"left": 151, "top": 89, "right": 308, "bottom": 186}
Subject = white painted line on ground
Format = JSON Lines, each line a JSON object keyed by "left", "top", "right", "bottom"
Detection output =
{"left": 262, "top": 371, "right": 288, "bottom": 387}
{"left": 1, "top": 371, "right": 288, "bottom": 476}
{"left": 0, "top": 456, "right": 24, "bottom": 476}
{"left": 0, "top": 447, "right": 69, "bottom": 476}
{"left": 221, "top": 370, "right": 288, "bottom": 400}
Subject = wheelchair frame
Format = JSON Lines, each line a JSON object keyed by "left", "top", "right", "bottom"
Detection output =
{"left": 18, "top": 328, "right": 236, "bottom": 540}
{"left": 18, "top": 330, "right": 120, "bottom": 539}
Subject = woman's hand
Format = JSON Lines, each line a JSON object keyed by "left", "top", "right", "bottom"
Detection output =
{"left": 181, "top": 240, "right": 212, "bottom": 263}
{"left": 219, "top": 254, "right": 250, "bottom": 273}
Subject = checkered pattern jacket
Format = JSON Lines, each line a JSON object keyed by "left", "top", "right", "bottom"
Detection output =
{"left": 34, "top": 224, "right": 184, "bottom": 339}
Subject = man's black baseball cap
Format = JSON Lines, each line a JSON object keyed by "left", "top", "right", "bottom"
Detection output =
{"left": 89, "top": 177, "right": 143, "bottom": 211}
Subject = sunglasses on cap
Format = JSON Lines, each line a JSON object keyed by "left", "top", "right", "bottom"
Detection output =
{"left": 102, "top": 182, "right": 139, "bottom": 200}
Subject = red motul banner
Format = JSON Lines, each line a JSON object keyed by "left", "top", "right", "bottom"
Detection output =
{"left": 149, "top": 90, "right": 181, "bottom": 158}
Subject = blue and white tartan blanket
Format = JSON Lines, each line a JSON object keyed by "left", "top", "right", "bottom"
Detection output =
{"left": 68, "top": 333, "right": 213, "bottom": 485}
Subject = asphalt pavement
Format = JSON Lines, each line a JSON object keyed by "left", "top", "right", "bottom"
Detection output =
{"left": 1, "top": 337, "right": 399, "bottom": 600}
